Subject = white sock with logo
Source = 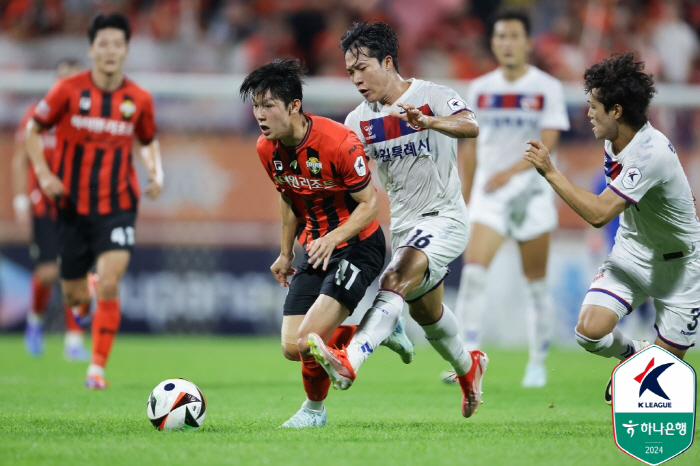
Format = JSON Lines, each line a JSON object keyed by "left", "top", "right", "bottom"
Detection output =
{"left": 347, "top": 289, "right": 404, "bottom": 371}
{"left": 525, "top": 278, "right": 554, "bottom": 366}
{"left": 422, "top": 304, "right": 472, "bottom": 376}
{"left": 455, "top": 264, "right": 487, "bottom": 350}
{"left": 302, "top": 397, "right": 324, "bottom": 412}
{"left": 575, "top": 326, "right": 638, "bottom": 360}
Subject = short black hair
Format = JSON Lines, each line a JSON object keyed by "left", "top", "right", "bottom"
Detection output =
{"left": 584, "top": 52, "right": 657, "bottom": 129}
{"left": 88, "top": 13, "right": 131, "bottom": 44}
{"left": 239, "top": 58, "right": 306, "bottom": 109}
{"left": 340, "top": 21, "right": 400, "bottom": 74}
{"left": 55, "top": 58, "right": 81, "bottom": 69}
{"left": 491, "top": 9, "right": 531, "bottom": 37}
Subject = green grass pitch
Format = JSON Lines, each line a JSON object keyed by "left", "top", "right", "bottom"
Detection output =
{"left": 1, "top": 335, "right": 697, "bottom": 466}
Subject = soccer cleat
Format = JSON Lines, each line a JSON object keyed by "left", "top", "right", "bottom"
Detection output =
{"left": 456, "top": 350, "right": 489, "bottom": 418}
{"left": 64, "top": 344, "right": 91, "bottom": 362}
{"left": 280, "top": 406, "right": 326, "bottom": 428}
{"left": 85, "top": 374, "right": 109, "bottom": 390}
{"left": 605, "top": 339, "right": 650, "bottom": 405}
{"left": 24, "top": 321, "right": 44, "bottom": 357}
{"left": 521, "top": 364, "right": 547, "bottom": 388}
{"left": 307, "top": 333, "right": 356, "bottom": 390}
{"left": 380, "top": 316, "right": 414, "bottom": 364}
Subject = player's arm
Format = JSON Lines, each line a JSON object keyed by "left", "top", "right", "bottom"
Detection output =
{"left": 11, "top": 134, "right": 30, "bottom": 224}
{"left": 25, "top": 119, "right": 63, "bottom": 198}
{"left": 138, "top": 139, "right": 164, "bottom": 199}
{"left": 390, "top": 104, "right": 479, "bottom": 139}
{"left": 485, "top": 128, "right": 561, "bottom": 192}
{"left": 307, "top": 183, "right": 379, "bottom": 271}
{"left": 271, "top": 194, "right": 299, "bottom": 287}
{"left": 460, "top": 138, "right": 477, "bottom": 204}
{"left": 524, "top": 140, "right": 628, "bottom": 227}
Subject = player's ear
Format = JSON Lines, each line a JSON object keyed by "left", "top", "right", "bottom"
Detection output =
{"left": 383, "top": 56, "right": 393, "bottom": 72}
{"left": 288, "top": 99, "right": 302, "bottom": 116}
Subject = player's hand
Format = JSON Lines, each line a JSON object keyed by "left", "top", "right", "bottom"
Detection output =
{"left": 306, "top": 233, "right": 340, "bottom": 271}
{"left": 13, "top": 194, "right": 30, "bottom": 225}
{"left": 484, "top": 169, "right": 513, "bottom": 192}
{"left": 144, "top": 174, "right": 163, "bottom": 199}
{"left": 390, "top": 103, "right": 431, "bottom": 129}
{"left": 37, "top": 171, "right": 65, "bottom": 198}
{"left": 523, "top": 140, "right": 555, "bottom": 177}
{"left": 270, "top": 254, "right": 296, "bottom": 287}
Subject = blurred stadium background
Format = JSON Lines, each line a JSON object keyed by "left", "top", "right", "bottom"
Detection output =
{"left": 1, "top": 0, "right": 699, "bottom": 348}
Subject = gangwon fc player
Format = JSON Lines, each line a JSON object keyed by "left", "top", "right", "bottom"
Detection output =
{"left": 307, "top": 21, "right": 488, "bottom": 418}
{"left": 13, "top": 58, "right": 89, "bottom": 360}
{"left": 455, "top": 10, "right": 570, "bottom": 388}
{"left": 26, "top": 13, "right": 164, "bottom": 389}
{"left": 524, "top": 52, "right": 700, "bottom": 403}
{"left": 240, "top": 58, "right": 408, "bottom": 428}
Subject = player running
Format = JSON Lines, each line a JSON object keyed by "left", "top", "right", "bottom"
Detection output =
{"left": 454, "top": 10, "right": 570, "bottom": 387}
{"left": 240, "top": 58, "right": 402, "bottom": 428}
{"left": 13, "top": 58, "right": 90, "bottom": 360}
{"left": 26, "top": 13, "right": 163, "bottom": 389}
{"left": 307, "top": 21, "right": 487, "bottom": 418}
{"left": 524, "top": 52, "right": 700, "bottom": 404}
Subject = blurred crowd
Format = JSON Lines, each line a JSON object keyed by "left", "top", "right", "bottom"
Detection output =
{"left": 1, "top": 0, "right": 699, "bottom": 83}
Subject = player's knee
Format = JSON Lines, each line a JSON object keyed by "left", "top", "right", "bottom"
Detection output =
{"left": 63, "top": 288, "right": 85, "bottom": 307}
{"left": 97, "top": 277, "right": 120, "bottom": 300}
{"left": 379, "top": 268, "right": 410, "bottom": 294}
{"left": 281, "top": 344, "right": 301, "bottom": 361}
{"left": 34, "top": 264, "right": 59, "bottom": 286}
{"left": 575, "top": 310, "right": 611, "bottom": 341}
{"left": 574, "top": 327, "right": 601, "bottom": 351}
{"left": 296, "top": 336, "right": 311, "bottom": 358}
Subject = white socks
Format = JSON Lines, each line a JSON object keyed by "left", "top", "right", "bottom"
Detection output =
{"left": 27, "top": 311, "right": 43, "bottom": 326}
{"left": 87, "top": 364, "right": 104, "bottom": 377}
{"left": 455, "top": 264, "right": 487, "bottom": 350}
{"left": 422, "top": 304, "right": 472, "bottom": 376}
{"left": 302, "top": 397, "right": 324, "bottom": 412}
{"left": 347, "top": 289, "right": 405, "bottom": 371}
{"left": 575, "top": 326, "right": 638, "bottom": 360}
{"left": 64, "top": 331, "right": 84, "bottom": 349}
{"left": 525, "top": 278, "right": 554, "bottom": 366}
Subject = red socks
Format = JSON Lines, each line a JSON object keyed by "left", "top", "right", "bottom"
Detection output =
{"left": 63, "top": 305, "right": 83, "bottom": 332}
{"left": 300, "top": 325, "right": 358, "bottom": 401}
{"left": 31, "top": 276, "right": 53, "bottom": 315}
{"left": 91, "top": 298, "right": 121, "bottom": 367}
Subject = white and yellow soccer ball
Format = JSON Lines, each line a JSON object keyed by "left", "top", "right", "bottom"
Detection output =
{"left": 147, "top": 378, "right": 207, "bottom": 431}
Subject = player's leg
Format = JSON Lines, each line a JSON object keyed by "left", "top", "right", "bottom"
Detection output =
{"left": 518, "top": 232, "right": 554, "bottom": 387}
{"left": 410, "top": 284, "right": 488, "bottom": 418}
{"left": 455, "top": 222, "right": 504, "bottom": 350}
{"left": 24, "top": 261, "right": 58, "bottom": 356}
{"left": 281, "top": 315, "right": 305, "bottom": 361}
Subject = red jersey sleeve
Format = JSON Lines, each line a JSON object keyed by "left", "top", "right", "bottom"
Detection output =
{"left": 336, "top": 131, "right": 372, "bottom": 193}
{"left": 32, "top": 80, "right": 69, "bottom": 128}
{"left": 135, "top": 93, "right": 157, "bottom": 144}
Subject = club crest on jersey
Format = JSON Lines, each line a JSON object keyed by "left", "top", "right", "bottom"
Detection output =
{"left": 593, "top": 267, "right": 605, "bottom": 282}
{"left": 363, "top": 124, "right": 375, "bottom": 140}
{"left": 622, "top": 167, "right": 642, "bottom": 189}
{"left": 448, "top": 98, "right": 467, "bottom": 112}
{"left": 306, "top": 157, "right": 322, "bottom": 175}
{"left": 79, "top": 96, "right": 91, "bottom": 112}
{"left": 120, "top": 99, "right": 136, "bottom": 119}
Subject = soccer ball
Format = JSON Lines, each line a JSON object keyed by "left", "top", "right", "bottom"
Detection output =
{"left": 147, "top": 378, "right": 207, "bottom": 430}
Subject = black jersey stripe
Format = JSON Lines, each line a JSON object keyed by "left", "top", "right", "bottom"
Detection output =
{"left": 110, "top": 147, "right": 122, "bottom": 213}
{"left": 101, "top": 92, "right": 112, "bottom": 117}
{"left": 303, "top": 199, "right": 321, "bottom": 239}
{"left": 322, "top": 195, "right": 340, "bottom": 234}
{"left": 69, "top": 144, "right": 84, "bottom": 205}
{"left": 89, "top": 148, "right": 105, "bottom": 213}
{"left": 79, "top": 89, "right": 91, "bottom": 115}
{"left": 56, "top": 139, "right": 68, "bottom": 180}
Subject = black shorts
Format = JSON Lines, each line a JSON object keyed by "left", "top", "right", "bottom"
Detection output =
{"left": 283, "top": 227, "right": 386, "bottom": 316}
{"left": 57, "top": 208, "right": 137, "bottom": 280}
{"left": 30, "top": 215, "right": 59, "bottom": 265}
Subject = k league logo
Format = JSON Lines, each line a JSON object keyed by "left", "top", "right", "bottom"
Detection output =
{"left": 612, "top": 345, "right": 696, "bottom": 465}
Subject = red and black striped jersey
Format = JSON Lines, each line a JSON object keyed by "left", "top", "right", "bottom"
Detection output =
{"left": 32, "top": 70, "right": 156, "bottom": 215}
{"left": 17, "top": 102, "right": 57, "bottom": 219}
{"left": 257, "top": 114, "right": 380, "bottom": 249}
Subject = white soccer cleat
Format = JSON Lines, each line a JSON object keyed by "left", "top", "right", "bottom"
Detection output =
{"left": 380, "top": 316, "right": 414, "bottom": 364}
{"left": 279, "top": 406, "right": 326, "bottom": 428}
{"left": 521, "top": 364, "right": 547, "bottom": 388}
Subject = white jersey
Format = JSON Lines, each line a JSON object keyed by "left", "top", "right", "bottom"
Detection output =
{"left": 345, "top": 79, "right": 469, "bottom": 233}
{"left": 605, "top": 122, "right": 700, "bottom": 262}
{"left": 467, "top": 66, "right": 569, "bottom": 200}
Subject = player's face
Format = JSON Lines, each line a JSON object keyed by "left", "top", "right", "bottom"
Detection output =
{"left": 252, "top": 92, "right": 293, "bottom": 140}
{"left": 491, "top": 20, "right": 531, "bottom": 68}
{"left": 89, "top": 28, "right": 128, "bottom": 75}
{"left": 345, "top": 48, "right": 393, "bottom": 103}
{"left": 587, "top": 91, "right": 618, "bottom": 140}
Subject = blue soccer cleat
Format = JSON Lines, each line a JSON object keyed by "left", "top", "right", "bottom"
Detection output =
{"left": 380, "top": 316, "right": 414, "bottom": 364}
{"left": 24, "top": 321, "right": 44, "bottom": 357}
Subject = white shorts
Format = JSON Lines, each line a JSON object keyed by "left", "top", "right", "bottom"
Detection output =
{"left": 391, "top": 216, "right": 469, "bottom": 303}
{"left": 470, "top": 182, "right": 557, "bottom": 242}
{"left": 582, "top": 250, "right": 700, "bottom": 349}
